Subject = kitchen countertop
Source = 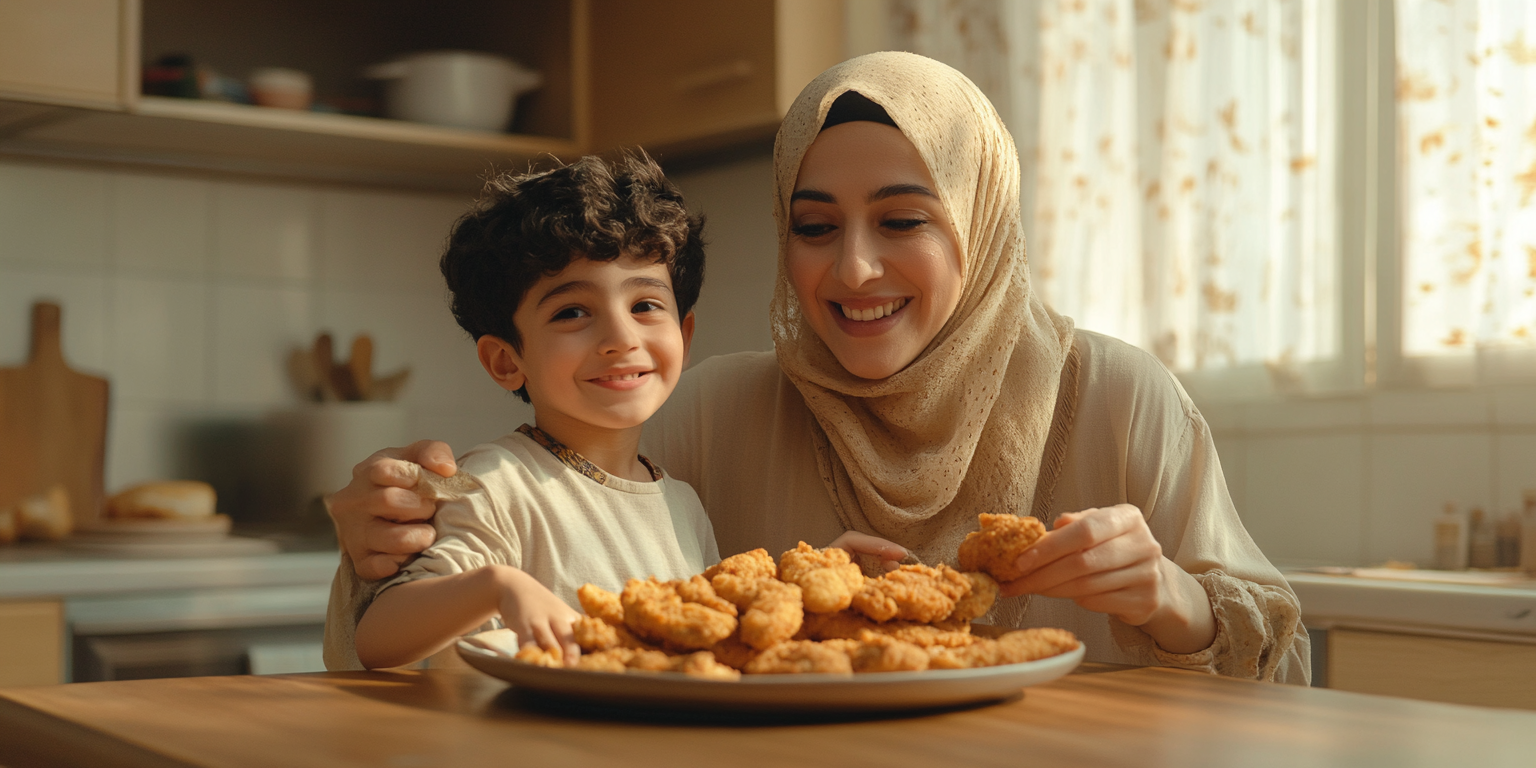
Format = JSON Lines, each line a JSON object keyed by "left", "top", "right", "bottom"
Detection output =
{"left": 3, "top": 664, "right": 1534, "bottom": 767}
{"left": 0, "top": 545, "right": 339, "bottom": 600}
{"left": 1287, "top": 570, "right": 1536, "bottom": 640}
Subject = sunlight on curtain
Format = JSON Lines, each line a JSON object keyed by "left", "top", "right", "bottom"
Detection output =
{"left": 890, "top": 0, "right": 1337, "bottom": 379}
{"left": 1398, "top": 0, "right": 1536, "bottom": 356}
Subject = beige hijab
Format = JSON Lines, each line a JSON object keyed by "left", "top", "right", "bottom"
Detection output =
{"left": 771, "top": 52, "right": 1076, "bottom": 572}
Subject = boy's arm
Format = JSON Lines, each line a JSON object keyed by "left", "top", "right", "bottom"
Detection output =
{"left": 355, "top": 565, "right": 582, "bottom": 670}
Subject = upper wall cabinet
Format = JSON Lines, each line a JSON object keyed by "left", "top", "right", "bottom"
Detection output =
{"left": 0, "top": 0, "right": 846, "bottom": 191}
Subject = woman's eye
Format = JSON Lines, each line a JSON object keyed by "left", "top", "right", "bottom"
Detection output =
{"left": 883, "top": 218, "right": 927, "bottom": 232}
{"left": 552, "top": 307, "right": 588, "bottom": 321}
{"left": 790, "top": 222, "right": 837, "bottom": 238}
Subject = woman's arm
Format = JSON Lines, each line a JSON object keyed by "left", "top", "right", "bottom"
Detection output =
{"left": 355, "top": 565, "right": 580, "bottom": 670}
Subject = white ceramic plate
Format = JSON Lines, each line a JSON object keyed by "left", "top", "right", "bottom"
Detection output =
{"left": 457, "top": 640, "right": 1084, "bottom": 714}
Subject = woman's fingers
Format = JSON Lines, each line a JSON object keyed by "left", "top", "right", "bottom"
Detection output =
{"left": 828, "top": 530, "right": 909, "bottom": 561}
{"left": 1011, "top": 505, "right": 1141, "bottom": 575}
{"left": 401, "top": 439, "right": 458, "bottom": 479}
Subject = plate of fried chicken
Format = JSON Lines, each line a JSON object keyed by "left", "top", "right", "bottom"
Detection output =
{"left": 458, "top": 513, "right": 1084, "bottom": 713}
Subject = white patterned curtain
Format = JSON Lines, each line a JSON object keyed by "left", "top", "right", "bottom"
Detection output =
{"left": 887, "top": 0, "right": 1338, "bottom": 380}
{"left": 1398, "top": 0, "right": 1536, "bottom": 356}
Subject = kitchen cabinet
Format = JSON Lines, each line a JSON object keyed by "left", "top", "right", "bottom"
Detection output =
{"left": 0, "top": 599, "right": 65, "bottom": 687}
{"left": 0, "top": 0, "right": 845, "bottom": 191}
{"left": 1328, "top": 627, "right": 1536, "bottom": 710}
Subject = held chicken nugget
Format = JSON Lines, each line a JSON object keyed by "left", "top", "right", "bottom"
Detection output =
{"left": 957, "top": 513, "right": 1048, "bottom": 582}
{"left": 577, "top": 583, "right": 624, "bottom": 626}
{"left": 778, "top": 542, "right": 865, "bottom": 614}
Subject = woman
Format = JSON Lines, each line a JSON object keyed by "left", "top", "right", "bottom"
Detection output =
{"left": 327, "top": 53, "right": 1308, "bottom": 683}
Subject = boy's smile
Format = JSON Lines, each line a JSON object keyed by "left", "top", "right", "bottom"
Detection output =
{"left": 478, "top": 254, "right": 692, "bottom": 467}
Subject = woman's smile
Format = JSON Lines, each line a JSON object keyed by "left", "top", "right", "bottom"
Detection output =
{"left": 830, "top": 297, "right": 911, "bottom": 336}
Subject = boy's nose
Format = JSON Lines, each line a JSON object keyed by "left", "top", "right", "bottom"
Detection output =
{"left": 597, "top": 315, "right": 642, "bottom": 354}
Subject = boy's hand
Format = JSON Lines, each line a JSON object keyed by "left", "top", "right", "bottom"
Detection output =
{"left": 828, "top": 530, "right": 909, "bottom": 573}
{"left": 328, "top": 440, "right": 458, "bottom": 580}
{"left": 493, "top": 567, "right": 583, "bottom": 665}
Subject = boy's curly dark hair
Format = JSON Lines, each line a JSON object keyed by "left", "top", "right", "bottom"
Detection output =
{"left": 440, "top": 151, "right": 706, "bottom": 401}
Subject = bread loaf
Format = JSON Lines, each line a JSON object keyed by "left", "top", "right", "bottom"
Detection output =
{"left": 12, "top": 485, "right": 72, "bottom": 541}
{"left": 107, "top": 481, "right": 217, "bottom": 520}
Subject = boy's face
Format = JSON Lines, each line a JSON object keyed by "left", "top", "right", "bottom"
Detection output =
{"left": 485, "top": 254, "right": 692, "bottom": 432}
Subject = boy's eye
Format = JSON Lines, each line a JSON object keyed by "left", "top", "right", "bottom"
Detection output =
{"left": 632, "top": 299, "right": 663, "bottom": 313}
{"left": 552, "top": 307, "right": 588, "bottom": 321}
{"left": 790, "top": 222, "right": 837, "bottom": 238}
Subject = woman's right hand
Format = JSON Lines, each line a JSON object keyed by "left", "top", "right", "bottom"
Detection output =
{"left": 828, "top": 530, "right": 909, "bottom": 572}
{"left": 328, "top": 440, "right": 458, "bottom": 581}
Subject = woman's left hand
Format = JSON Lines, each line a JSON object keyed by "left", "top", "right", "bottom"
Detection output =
{"left": 997, "top": 504, "right": 1216, "bottom": 654}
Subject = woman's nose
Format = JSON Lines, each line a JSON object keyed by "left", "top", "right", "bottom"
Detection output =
{"left": 832, "top": 224, "right": 883, "bottom": 288}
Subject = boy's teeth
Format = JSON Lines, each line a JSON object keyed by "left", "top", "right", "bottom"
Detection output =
{"left": 838, "top": 298, "right": 907, "bottom": 321}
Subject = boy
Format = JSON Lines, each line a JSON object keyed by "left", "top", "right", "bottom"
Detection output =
{"left": 350, "top": 153, "right": 715, "bottom": 670}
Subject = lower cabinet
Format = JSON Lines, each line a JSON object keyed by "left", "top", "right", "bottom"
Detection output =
{"left": 0, "top": 599, "right": 64, "bottom": 687}
{"left": 1329, "top": 627, "right": 1536, "bottom": 710}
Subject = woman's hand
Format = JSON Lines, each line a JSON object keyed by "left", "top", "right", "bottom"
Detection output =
{"left": 997, "top": 504, "right": 1216, "bottom": 654}
{"left": 828, "top": 530, "right": 908, "bottom": 572}
{"left": 491, "top": 566, "right": 582, "bottom": 665}
{"left": 328, "top": 440, "right": 458, "bottom": 581}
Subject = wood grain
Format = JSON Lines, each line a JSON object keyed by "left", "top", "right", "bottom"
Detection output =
{"left": 0, "top": 600, "right": 63, "bottom": 687}
{"left": 1330, "top": 626, "right": 1536, "bottom": 709}
{"left": 0, "top": 302, "right": 110, "bottom": 529}
{"left": 3, "top": 665, "right": 1534, "bottom": 768}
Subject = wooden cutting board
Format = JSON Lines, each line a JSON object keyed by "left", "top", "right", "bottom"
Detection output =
{"left": 0, "top": 302, "right": 109, "bottom": 528}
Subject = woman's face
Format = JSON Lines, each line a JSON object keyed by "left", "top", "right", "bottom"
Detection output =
{"left": 786, "top": 122, "right": 964, "bottom": 380}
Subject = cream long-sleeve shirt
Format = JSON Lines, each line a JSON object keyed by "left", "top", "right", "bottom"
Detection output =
{"left": 640, "top": 330, "right": 1310, "bottom": 684}
{"left": 323, "top": 427, "right": 719, "bottom": 671}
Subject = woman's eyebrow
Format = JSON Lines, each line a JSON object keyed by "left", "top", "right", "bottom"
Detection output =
{"left": 790, "top": 188, "right": 835, "bottom": 203}
{"left": 868, "top": 183, "right": 937, "bottom": 202}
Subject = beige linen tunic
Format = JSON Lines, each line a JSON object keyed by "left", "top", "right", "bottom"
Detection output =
{"left": 641, "top": 331, "right": 1310, "bottom": 684}
{"left": 323, "top": 429, "right": 719, "bottom": 671}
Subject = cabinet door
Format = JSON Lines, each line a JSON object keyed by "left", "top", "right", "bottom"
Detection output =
{"left": 1329, "top": 627, "right": 1536, "bottom": 710}
{"left": 0, "top": 0, "right": 130, "bottom": 109}
{"left": 0, "top": 600, "right": 65, "bottom": 687}
{"left": 588, "top": 0, "right": 779, "bottom": 153}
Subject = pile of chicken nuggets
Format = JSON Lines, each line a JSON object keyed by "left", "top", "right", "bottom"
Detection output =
{"left": 513, "top": 513, "right": 1078, "bottom": 680}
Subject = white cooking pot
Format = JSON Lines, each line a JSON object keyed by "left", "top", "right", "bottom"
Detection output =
{"left": 366, "top": 51, "right": 542, "bottom": 132}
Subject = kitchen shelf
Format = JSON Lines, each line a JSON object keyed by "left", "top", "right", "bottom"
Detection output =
{"left": 0, "top": 96, "right": 578, "bottom": 191}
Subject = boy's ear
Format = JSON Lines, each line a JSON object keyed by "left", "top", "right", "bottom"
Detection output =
{"left": 680, "top": 311, "right": 696, "bottom": 368}
{"left": 476, "top": 335, "right": 527, "bottom": 393}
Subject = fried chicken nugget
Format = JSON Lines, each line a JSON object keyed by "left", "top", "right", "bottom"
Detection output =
{"left": 675, "top": 574, "right": 738, "bottom": 616}
{"left": 577, "top": 583, "right": 624, "bottom": 625}
{"left": 777, "top": 542, "right": 865, "bottom": 614}
{"left": 851, "top": 564, "right": 972, "bottom": 623}
{"left": 620, "top": 577, "right": 738, "bottom": 651}
{"left": 995, "top": 627, "right": 1080, "bottom": 663}
{"left": 945, "top": 572, "right": 1000, "bottom": 623}
{"left": 573, "top": 648, "right": 634, "bottom": 672}
{"left": 739, "top": 579, "right": 805, "bottom": 650}
{"left": 743, "top": 640, "right": 853, "bottom": 675}
{"left": 703, "top": 548, "right": 778, "bottom": 581}
{"left": 626, "top": 648, "right": 675, "bottom": 672}
{"left": 672, "top": 651, "right": 743, "bottom": 681}
{"left": 572, "top": 615, "right": 620, "bottom": 652}
{"left": 957, "top": 513, "right": 1047, "bottom": 582}
{"left": 848, "top": 630, "right": 930, "bottom": 673}
{"left": 709, "top": 634, "right": 760, "bottom": 670}
{"left": 514, "top": 644, "right": 563, "bottom": 667}
{"left": 880, "top": 622, "right": 978, "bottom": 649}
{"left": 798, "top": 609, "right": 880, "bottom": 641}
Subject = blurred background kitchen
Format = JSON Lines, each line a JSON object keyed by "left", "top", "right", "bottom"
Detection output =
{"left": 3, "top": 0, "right": 1535, "bottom": 708}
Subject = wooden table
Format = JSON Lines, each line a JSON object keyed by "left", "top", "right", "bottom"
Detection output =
{"left": 2, "top": 664, "right": 1533, "bottom": 768}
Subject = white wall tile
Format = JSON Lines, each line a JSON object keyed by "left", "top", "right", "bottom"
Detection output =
{"left": 112, "top": 172, "right": 211, "bottom": 276}
{"left": 411, "top": 409, "right": 531, "bottom": 457}
{"left": 1492, "top": 386, "right": 1536, "bottom": 426}
{"left": 1243, "top": 435, "right": 1366, "bottom": 566}
{"left": 210, "top": 284, "right": 312, "bottom": 406}
{"left": 213, "top": 182, "right": 315, "bottom": 281}
{"left": 1241, "top": 398, "right": 1367, "bottom": 433}
{"left": 1366, "top": 432, "right": 1494, "bottom": 566}
{"left": 0, "top": 162, "right": 109, "bottom": 267}
{"left": 105, "top": 403, "right": 186, "bottom": 493}
{"left": 110, "top": 276, "right": 208, "bottom": 403}
{"left": 1368, "top": 390, "right": 1492, "bottom": 427}
{"left": 671, "top": 155, "right": 777, "bottom": 362}
{"left": 1494, "top": 433, "right": 1536, "bottom": 516}
{"left": 317, "top": 189, "right": 467, "bottom": 290}
{"left": 0, "top": 268, "right": 110, "bottom": 373}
